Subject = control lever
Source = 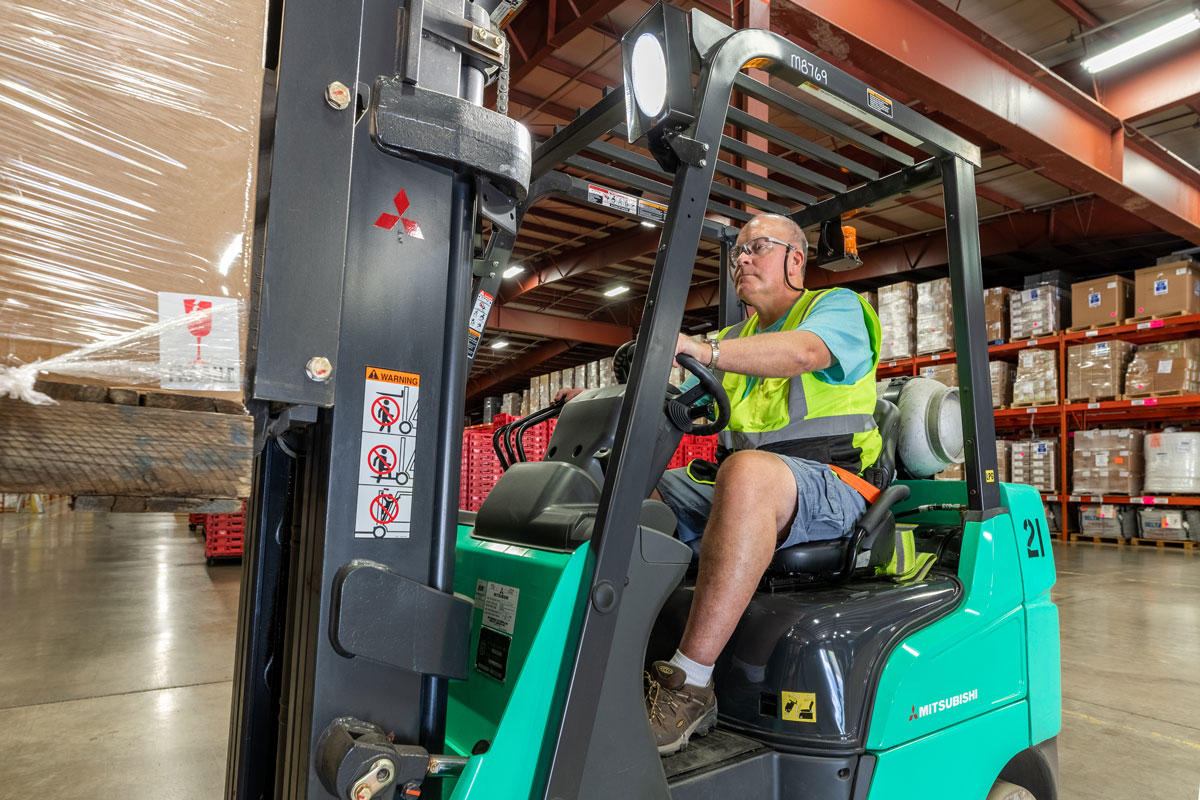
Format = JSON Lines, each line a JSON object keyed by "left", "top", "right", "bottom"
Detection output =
{"left": 316, "top": 717, "right": 468, "bottom": 800}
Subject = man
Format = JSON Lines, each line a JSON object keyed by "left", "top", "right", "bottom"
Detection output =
{"left": 645, "top": 213, "right": 882, "bottom": 754}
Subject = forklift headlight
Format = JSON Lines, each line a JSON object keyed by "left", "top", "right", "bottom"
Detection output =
{"left": 630, "top": 33, "right": 667, "bottom": 118}
{"left": 621, "top": 2, "right": 694, "bottom": 144}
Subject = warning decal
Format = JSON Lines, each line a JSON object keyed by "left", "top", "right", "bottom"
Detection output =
{"left": 637, "top": 198, "right": 668, "bottom": 223}
{"left": 466, "top": 290, "right": 495, "bottom": 359}
{"left": 356, "top": 366, "right": 420, "bottom": 538}
{"left": 587, "top": 184, "right": 638, "bottom": 215}
{"left": 867, "top": 88, "right": 894, "bottom": 119}
{"left": 781, "top": 691, "right": 817, "bottom": 723}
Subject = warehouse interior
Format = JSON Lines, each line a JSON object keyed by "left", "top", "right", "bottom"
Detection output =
{"left": 3, "top": 0, "right": 1200, "bottom": 798}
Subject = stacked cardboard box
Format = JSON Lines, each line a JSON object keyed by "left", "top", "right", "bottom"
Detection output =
{"left": 916, "top": 278, "right": 954, "bottom": 355}
{"left": 936, "top": 462, "right": 964, "bottom": 481}
{"left": 919, "top": 363, "right": 957, "bottom": 386}
{"left": 1010, "top": 285, "right": 1063, "bottom": 340}
{"left": 990, "top": 362, "right": 1015, "bottom": 408}
{"left": 1067, "top": 340, "right": 1135, "bottom": 402}
{"left": 862, "top": 290, "right": 878, "bottom": 310}
{"left": 1070, "top": 275, "right": 1133, "bottom": 330}
{"left": 878, "top": 282, "right": 915, "bottom": 361}
{"left": 1131, "top": 260, "right": 1200, "bottom": 321}
{"left": 1011, "top": 439, "right": 1058, "bottom": 493}
{"left": 984, "top": 287, "right": 1011, "bottom": 343}
{"left": 1079, "top": 504, "right": 1135, "bottom": 540}
{"left": 1071, "top": 428, "right": 1144, "bottom": 495}
{"left": 1124, "top": 339, "right": 1200, "bottom": 397}
{"left": 1013, "top": 349, "right": 1058, "bottom": 406}
{"left": 996, "top": 439, "right": 1010, "bottom": 483}
{"left": 501, "top": 392, "right": 522, "bottom": 416}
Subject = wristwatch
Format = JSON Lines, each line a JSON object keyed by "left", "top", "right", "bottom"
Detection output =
{"left": 708, "top": 339, "right": 721, "bottom": 370}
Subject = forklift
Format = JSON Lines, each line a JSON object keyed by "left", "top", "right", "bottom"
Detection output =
{"left": 227, "top": 2, "right": 1061, "bottom": 799}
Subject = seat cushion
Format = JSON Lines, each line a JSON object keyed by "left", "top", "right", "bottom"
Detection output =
{"left": 767, "top": 538, "right": 848, "bottom": 576}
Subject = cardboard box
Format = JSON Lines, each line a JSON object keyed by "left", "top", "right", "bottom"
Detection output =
{"left": 1010, "top": 285, "right": 1063, "bottom": 340}
{"left": 935, "top": 462, "right": 964, "bottom": 481}
{"left": 1132, "top": 261, "right": 1200, "bottom": 320}
{"left": 0, "top": 0, "right": 266, "bottom": 399}
{"left": 573, "top": 364, "right": 587, "bottom": 390}
{"left": 862, "top": 290, "right": 878, "bottom": 310}
{"left": 1067, "top": 340, "right": 1134, "bottom": 402}
{"left": 1072, "top": 428, "right": 1144, "bottom": 495}
{"left": 1013, "top": 349, "right": 1058, "bottom": 406}
{"left": 878, "top": 282, "right": 915, "bottom": 361}
{"left": 598, "top": 357, "right": 617, "bottom": 387}
{"left": 1071, "top": 275, "right": 1133, "bottom": 330}
{"left": 1011, "top": 439, "right": 1058, "bottom": 493}
{"left": 984, "top": 287, "right": 1011, "bottom": 343}
{"left": 919, "top": 363, "right": 957, "bottom": 386}
{"left": 916, "top": 278, "right": 954, "bottom": 355}
{"left": 1124, "top": 339, "right": 1200, "bottom": 397}
{"left": 996, "top": 439, "right": 1010, "bottom": 483}
{"left": 990, "top": 361, "right": 1015, "bottom": 408}
{"left": 586, "top": 361, "right": 600, "bottom": 389}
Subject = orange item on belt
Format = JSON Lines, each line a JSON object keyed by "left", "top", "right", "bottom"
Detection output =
{"left": 829, "top": 464, "right": 881, "bottom": 504}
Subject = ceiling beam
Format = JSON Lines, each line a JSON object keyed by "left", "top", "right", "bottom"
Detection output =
{"left": 488, "top": 306, "right": 633, "bottom": 346}
{"left": 1046, "top": 0, "right": 1101, "bottom": 29}
{"left": 503, "top": 226, "right": 661, "bottom": 303}
{"left": 503, "top": 0, "right": 626, "bottom": 87}
{"left": 466, "top": 340, "right": 571, "bottom": 400}
{"left": 540, "top": 55, "right": 617, "bottom": 91}
{"left": 1097, "top": 44, "right": 1200, "bottom": 122}
{"left": 772, "top": 0, "right": 1200, "bottom": 244}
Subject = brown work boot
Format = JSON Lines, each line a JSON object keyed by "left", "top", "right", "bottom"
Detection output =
{"left": 644, "top": 661, "right": 718, "bottom": 756}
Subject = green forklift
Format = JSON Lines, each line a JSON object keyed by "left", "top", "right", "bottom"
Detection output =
{"left": 227, "top": 3, "right": 1061, "bottom": 799}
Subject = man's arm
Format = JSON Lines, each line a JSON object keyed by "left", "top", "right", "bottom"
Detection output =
{"left": 675, "top": 330, "right": 832, "bottom": 378}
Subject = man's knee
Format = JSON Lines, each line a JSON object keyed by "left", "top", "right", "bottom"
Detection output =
{"left": 712, "top": 451, "right": 796, "bottom": 524}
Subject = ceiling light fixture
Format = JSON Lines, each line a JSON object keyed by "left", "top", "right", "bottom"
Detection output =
{"left": 603, "top": 285, "right": 630, "bottom": 297}
{"left": 640, "top": 221, "right": 657, "bottom": 228}
{"left": 490, "top": 340, "right": 510, "bottom": 349}
{"left": 502, "top": 265, "right": 525, "bottom": 278}
{"left": 1081, "top": 10, "right": 1200, "bottom": 73}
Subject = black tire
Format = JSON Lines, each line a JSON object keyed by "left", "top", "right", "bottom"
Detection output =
{"left": 987, "top": 780, "right": 1036, "bottom": 800}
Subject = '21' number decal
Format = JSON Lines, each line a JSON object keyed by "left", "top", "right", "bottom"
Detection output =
{"left": 1024, "top": 518, "right": 1046, "bottom": 559}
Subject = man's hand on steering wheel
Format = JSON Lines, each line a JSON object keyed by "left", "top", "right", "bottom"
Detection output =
{"left": 668, "top": 340, "right": 730, "bottom": 437}
{"left": 673, "top": 332, "right": 712, "bottom": 368}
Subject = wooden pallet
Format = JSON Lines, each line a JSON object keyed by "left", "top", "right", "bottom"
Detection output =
{"left": 1, "top": 379, "right": 251, "bottom": 512}
{"left": 1125, "top": 310, "right": 1188, "bottom": 325}
{"left": 1011, "top": 400, "right": 1059, "bottom": 409}
{"left": 1010, "top": 333, "right": 1056, "bottom": 343}
{"left": 1070, "top": 395, "right": 1121, "bottom": 404}
{"left": 1067, "top": 320, "right": 1122, "bottom": 333}
{"left": 1069, "top": 533, "right": 1127, "bottom": 546}
{"left": 1120, "top": 388, "right": 1189, "bottom": 400}
{"left": 1131, "top": 537, "right": 1195, "bottom": 550}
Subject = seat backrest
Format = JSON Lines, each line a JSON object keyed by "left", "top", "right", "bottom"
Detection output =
{"left": 872, "top": 398, "right": 901, "bottom": 487}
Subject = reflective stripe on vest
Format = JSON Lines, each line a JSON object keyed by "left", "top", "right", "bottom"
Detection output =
{"left": 715, "top": 289, "right": 881, "bottom": 470}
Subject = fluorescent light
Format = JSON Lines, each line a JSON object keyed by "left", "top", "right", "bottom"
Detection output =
{"left": 640, "top": 221, "right": 656, "bottom": 228}
{"left": 502, "top": 264, "right": 525, "bottom": 278}
{"left": 490, "top": 340, "right": 510, "bottom": 349}
{"left": 603, "top": 285, "right": 630, "bottom": 297}
{"left": 1082, "top": 10, "right": 1200, "bottom": 73}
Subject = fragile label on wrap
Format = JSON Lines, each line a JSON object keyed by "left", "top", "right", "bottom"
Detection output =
{"left": 158, "top": 292, "right": 241, "bottom": 391}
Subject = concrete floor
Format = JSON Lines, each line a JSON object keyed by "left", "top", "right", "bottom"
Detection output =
{"left": 1, "top": 510, "right": 1198, "bottom": 799}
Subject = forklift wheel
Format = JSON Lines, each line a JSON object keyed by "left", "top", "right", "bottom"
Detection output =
{"left": 987, "top": 781, "right": 1036, "bottom": 800}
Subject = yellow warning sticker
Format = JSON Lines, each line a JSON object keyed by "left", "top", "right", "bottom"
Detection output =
{"left": 986, "top": 469, "right": 996, "bottom": 483}
{"left": 781, "top": 691, "right": 817, "bottom": 723}
{"left": 365, "top": 366, "right": 420, "bottom": 386}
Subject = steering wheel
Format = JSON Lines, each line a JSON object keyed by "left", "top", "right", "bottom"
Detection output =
{"left": 666, "top": 353, "right": 730, "bottom": 436}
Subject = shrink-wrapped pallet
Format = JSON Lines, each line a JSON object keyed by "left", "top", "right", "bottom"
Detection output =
{"left": 1072, "top": 428, "right": 1143, "bottom": 495}
{"left": 990, "top": 362, "right": 1015, "bottom": 408}
{"left": 1143, "top": 432, "right": 1200, "bottom": 494}
{"left": 878, "top": 282, "right": 915, "bottom": 361}
{"left": 916, "top": 278, "right": 954, "bottom": 355}
{"left": 1012, "top": 349, "right": 1058, "bottom": 407}
{"left": 1009, "top": 285, "right": 1062, "bottom": 340}
{"left": 1067, "top": 341, "right": 1135, "bottom": 402}
{"left": 1011, "top": 439, "right": 1058, "bottom": 493}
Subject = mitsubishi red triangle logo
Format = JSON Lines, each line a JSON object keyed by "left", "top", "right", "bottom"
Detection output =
{"left": 374, "top": 189, "right": 424, "bottom": 239}
{"left": 908, "top": 705, "right": 918, "bottom": 721}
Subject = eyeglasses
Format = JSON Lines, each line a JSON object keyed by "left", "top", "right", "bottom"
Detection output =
{"left": 728, "top": 235, "right": 793, "bottom": 269}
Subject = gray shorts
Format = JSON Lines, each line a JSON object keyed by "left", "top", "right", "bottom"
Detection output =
{"left": 656, "top": 454, "right": 867, "bottom": 556}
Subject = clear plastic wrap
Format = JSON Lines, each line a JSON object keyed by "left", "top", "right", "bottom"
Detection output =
{"left": 1012, "top": 349, "right": 1058, "bottom": 407}
{"left": 1136, "top": 508, "right": 1197, "bottom": 541}
{"left": 1143, "top": 432, "right": 1200, "bottom": 494}
{"left": 0, "top": 0, "right": 266, "bottom": 402}
{"left": 1011, "top": 438, "right": 1058, "bottom": 493}
{"left": 1067, "top": 340, "right": 1134, "bottom": 402}
{"left": 1079, "top": 504, "right": 1135, "bottom": 539}
{"left": 989, "top": 361, "right": 1015, "bottom": 408}
{"left": 915, "top": 278, "right": 954, "bottom": 355}
{"left": 1009, "top": 285, "right": 1062, "bottom": 340}
{"left": 1072, "top": 428, "right": 1143, "bottom": 495}
{"left": 1124, "top": 339, "right": 1200, "bottom": 398}
{"left": 877, "top": 282, "right": 915, "bottom": 361}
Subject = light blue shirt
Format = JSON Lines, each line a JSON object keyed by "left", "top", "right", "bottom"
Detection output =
{"left": 679, "top": 290, "right": 874, "bottom": 398}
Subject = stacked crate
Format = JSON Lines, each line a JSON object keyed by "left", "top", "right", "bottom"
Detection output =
{"left": 667, "top": 435, "right": 719, "bottom": 470}
{"left": 202, "top": 503, "right": 246, "bottom": 560}
{"left": 461, "top": 422, "right": 504, "bottom": 512}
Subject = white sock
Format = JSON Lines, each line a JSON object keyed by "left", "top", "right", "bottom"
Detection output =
{"left": 669, "top": 649, "right": 714, "bottom": 688}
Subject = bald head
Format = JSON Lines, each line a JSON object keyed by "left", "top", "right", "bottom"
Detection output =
{"left": 736, "top": 213, "right": 809, "bottom": 283}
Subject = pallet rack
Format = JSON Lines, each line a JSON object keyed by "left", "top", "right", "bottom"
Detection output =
{"left": 878, "top": 312, "right": 1200, "bottom": 538}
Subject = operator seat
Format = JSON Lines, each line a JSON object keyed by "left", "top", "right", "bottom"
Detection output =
{"left": 764, "top": 398, "right": 907, "bottom": 582}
